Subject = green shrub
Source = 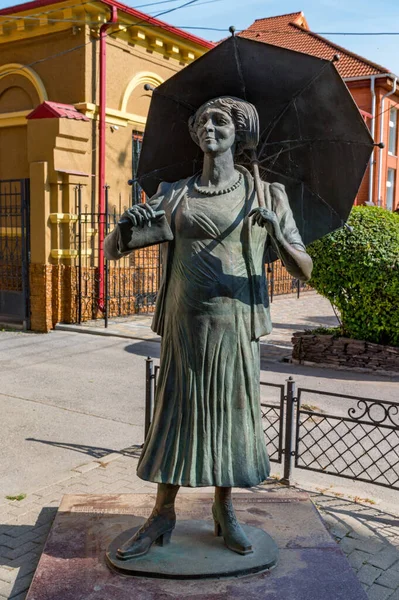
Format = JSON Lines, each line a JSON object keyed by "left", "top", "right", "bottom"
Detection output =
{"left": 307, "top": 206, "right": 399, "bottom": 347}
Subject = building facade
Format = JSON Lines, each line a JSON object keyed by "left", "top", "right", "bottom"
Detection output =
{"left": 0, "top": 0, "right": 212, "bottom": 330}
{"left": 239, "top": 11, "right": 399, "bottom": 211}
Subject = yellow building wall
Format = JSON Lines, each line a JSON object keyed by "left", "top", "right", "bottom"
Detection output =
{"left": 0, "top": 5, "right": 209, "bottom": 330}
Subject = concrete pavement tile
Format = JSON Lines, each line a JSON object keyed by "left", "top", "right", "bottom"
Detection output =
{"left": 369, "top": 550, "right": 399, "bottom": 571}
{"left": 0, "top": 566, "right": 17, "bottom": 584}
{"left": 1, "top": 541, "right": 40, "bottom": 561}
{"left": 327, "top": 523, "right": 353, "bottom": 539}
{"left": 7, "top": 573, "right": 34, "bottom": 598}
{"left": 95, "top": 453, "right": 123, "bottom": 466}
{"left": 366, "top": 583, "right": 395, "bottom": 600}
{"left": 72, "top": 462, "right": 101, "bottom": 474}
{"left": 376, "top": 568, "right": 399, "bottom": 589}
{"left": 9, "top": 592, "right": 30, "bottom": 600}
{"left": 0, "top": 580, "right": 12, "bottom": 597}
{"left": 11, "top": 548, "right": 42, "bottom": 569}
{"left": 358, "top": 564, "right": 384, "bottom": 586}
{"left": 348, "top": 535, "right": 387, "bottom": 555}
{"left": 339, "top": 536, "right": 361, "bottom": 554}
{"left": 386, "top": 591, "right": 399, "bottom": 600}
{"left": 347, "top": 549, "right": 373, "bottom": 571}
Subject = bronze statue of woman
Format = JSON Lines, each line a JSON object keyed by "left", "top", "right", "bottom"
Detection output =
{"left": 104, "top": 96, "right": 312, "bottom": 560}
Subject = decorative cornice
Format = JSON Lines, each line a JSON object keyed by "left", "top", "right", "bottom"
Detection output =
{"left": 0, "top": 63, "right": 48, "bottom": 102}
{"left": 75, "top": 101, "right": 146, "bottom": 128}
{"left": 0, "top": 0, "right": 210, "bottom": 60}
{"left": 0, "top": 109, "right": 30, "bottom": 127}
{"left": 120, "top": 71, "right": 163, "bottom": 114}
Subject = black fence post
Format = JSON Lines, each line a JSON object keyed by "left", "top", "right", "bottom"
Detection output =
{"left": 76, "top": 184, "right": 82, "bottom": 325}
{"left": 281, "top": 376, "right": 296, "bottom": 485}
{"left": 145, "top": 356, "right": 155, "bottom": 441}
{"left": 104, "top": 184, "right": 110, "bottom": 329}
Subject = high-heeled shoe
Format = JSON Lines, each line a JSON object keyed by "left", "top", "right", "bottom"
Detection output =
{"left": 212, "top": 502, "right": 253, "bottom": 555}
{"left": 116, "top": 508, "right": 176, "bottom": 560}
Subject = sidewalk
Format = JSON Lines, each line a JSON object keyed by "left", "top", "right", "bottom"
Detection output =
{"left": 56, "top": 290, "right": 339, "bottom": 362}
{"left": 0, "top": 448, "right": 398, "bottom": 600}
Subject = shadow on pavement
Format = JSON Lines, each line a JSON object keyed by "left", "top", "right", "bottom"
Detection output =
{"left": 260, "top": 359, "right": 399, "bottom": 383}
{"left": 25, "top": 439, "right": 142, "bottom": 460}
{"left": 124, "top": 341, "right": 161, "bottom": 358}
{"left": 0, "top": 506, "right": 57, "bottom": 599}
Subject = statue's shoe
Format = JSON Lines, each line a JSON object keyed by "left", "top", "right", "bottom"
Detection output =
{"left": 116, "top": 509, "right": 176, "bottom": 560}
{"left": 212, "top": 502, "right": 253, "bottom": 555}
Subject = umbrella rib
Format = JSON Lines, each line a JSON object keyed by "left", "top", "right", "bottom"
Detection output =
{"left": 153, "top": 88, "right": 196, "bottom": 112}
{"left": 232, "top": 35, "right": 247, "bottom": 101}
{"left": 260, "top": 138, "right": 374, "bottom": 147}
{"left": 257, "top": 61, "right": 333, "bottom": 157}
{"left": 258, "top": 165, "right": 343, "bottom": 221}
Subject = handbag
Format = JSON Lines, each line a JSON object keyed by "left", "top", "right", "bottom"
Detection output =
{"left": 118, "top": 213, "right": 174, "bottom": 251}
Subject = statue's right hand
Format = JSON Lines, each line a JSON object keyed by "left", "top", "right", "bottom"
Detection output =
{"left": 119, "top": 204, "right": 165, "bottom": 228}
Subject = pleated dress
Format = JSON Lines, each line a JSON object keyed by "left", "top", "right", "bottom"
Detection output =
{"left": 137, "top": 180, "right": 270, "bottom": 487}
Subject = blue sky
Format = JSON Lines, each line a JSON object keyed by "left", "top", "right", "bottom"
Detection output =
{"left": 161, "top": 0, "right": 399, "bottom": 74}
{"left": 1, "top": 0, "right": 398, "bottom": 74}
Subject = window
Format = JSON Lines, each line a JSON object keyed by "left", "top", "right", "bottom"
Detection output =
{"left": 132, "top": 132, "right": 146, "bottom": 205}
{"left": 388, "top": 107, "right": 397, "bottom": 155}
{"left": 386, "top": 168, "right": 395, "bottom": 211}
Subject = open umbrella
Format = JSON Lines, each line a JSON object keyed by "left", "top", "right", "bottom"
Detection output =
{"left": 137, "top": 33, "right": 376, "bottom": 249}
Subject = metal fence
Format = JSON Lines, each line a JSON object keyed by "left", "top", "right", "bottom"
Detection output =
{"left": 144, "top": 358, "right": 399, "bottom": 491}
{"left": 74, "top": 185, "right": 161, "bottom": 325}
{"left": 0, "top": 179, "right": 30, "bottom": 327}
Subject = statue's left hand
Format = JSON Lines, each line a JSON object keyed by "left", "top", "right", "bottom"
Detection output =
{"left": 249, "top": 207, "right": 281, "bottom": 238}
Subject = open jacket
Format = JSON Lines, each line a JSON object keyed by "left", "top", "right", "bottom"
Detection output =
{"left": 104, "top": 166, "right": 305, "bottom": 341}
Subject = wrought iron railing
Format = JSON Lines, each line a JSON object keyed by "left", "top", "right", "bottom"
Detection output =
{"left": 144, "top": 358, "right": 399, "bottom": 491}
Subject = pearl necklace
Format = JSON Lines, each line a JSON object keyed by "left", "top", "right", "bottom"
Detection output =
{"left": 193, "top": 173, "right": 243, "bottom": 197}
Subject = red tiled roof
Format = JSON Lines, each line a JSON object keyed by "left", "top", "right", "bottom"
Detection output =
{"left": 27, "top": 101, "right": 90, "bottom": 120}
{"left": 239, "top": 12, "right": 389, "bottom": 79}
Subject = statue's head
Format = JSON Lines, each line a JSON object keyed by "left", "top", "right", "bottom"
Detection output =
{"left": 188, "top": 96, "right": 259, "bottom": 156}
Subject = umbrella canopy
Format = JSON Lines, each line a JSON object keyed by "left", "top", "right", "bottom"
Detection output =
{"left": 137, "top": 35, "right": 374, "bottom": 247}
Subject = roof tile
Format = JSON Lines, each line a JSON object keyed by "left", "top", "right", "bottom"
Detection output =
{"left": 27, "top": 101, "right": 90, "bottom": 121}
{"left": 239, "top": 13, "right": 389, "bottom": 79}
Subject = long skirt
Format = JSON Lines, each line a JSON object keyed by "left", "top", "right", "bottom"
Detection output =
{"left": 137, "top": 304, "right": 270, "bottom": 487}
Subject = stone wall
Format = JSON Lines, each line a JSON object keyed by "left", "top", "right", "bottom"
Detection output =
{"left": 292, "top": 332, "right": 399, "bottom": 373}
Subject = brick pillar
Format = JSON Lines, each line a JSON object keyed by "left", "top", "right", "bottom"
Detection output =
{"left": 29, "top": 161, "right": 52, "bottom": 332}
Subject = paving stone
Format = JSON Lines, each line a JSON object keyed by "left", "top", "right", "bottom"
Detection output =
{"left": 9, "top": 591, "right": 30, "bottom": 600}
{"left": 72, "top": 462, "right": 101, "bottom": 474}
{"left": 0, "top": 580, "right": 12, "bottom": 597}
{"left": 339, "top": 536, "right": 361, "bottom": 555}
{"left": 327, "top": 523, "right": 353, "bottom": 540}
{"left": 357, "top": 564, "right": 383, "bottom": 586}
{"left": 366, "top": 583, "right": 395, "bottom": 600}
{"left": 347, "top": 549, "right": 372, "bottom": 571}
{"left": 369, "top": 550, "right": 399, "bottom": 571}
{"left": 376, "top": 568, "right": 399, "bottom": 589}
{"left": 2, "top": 541, "right": 41, "bottom": 562}
{"left": 386, "top": 591, "right": 399, "bottom": 600}
{"left": 0, "top": 567, "right": 18, "bottom": 585}
{"left": 7, "top": 573, "right": 34, "bottom": 597}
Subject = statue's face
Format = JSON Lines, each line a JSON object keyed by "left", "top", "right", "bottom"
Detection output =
{"left": 195, "top": 107, "right": 236, "bottom": 155}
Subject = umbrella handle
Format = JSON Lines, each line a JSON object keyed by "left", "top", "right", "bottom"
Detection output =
{"left": 251, "top": 150, "right": 266, "bottom": 208}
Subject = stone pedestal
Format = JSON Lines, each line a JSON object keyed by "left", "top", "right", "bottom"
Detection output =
{"left": 25, "top": 492, "right": 367, "bottom": 599}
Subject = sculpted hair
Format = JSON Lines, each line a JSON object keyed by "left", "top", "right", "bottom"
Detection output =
{"left": 188, "top": 96, "right": 259, "bottom": 153}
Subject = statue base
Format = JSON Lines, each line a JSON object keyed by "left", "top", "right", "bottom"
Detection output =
{"left": 25, "top": 492, "right": 368, "bottom": 600}
{"left": 106, "top": 519, "right": 278, "bottom": 578}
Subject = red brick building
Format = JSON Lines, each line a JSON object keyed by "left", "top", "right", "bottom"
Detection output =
{"left": 239, "top": 12, "right": 399, "bottom": 211}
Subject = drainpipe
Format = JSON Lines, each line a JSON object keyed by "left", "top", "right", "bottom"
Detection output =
{"left": 367, "top": 76, "right": 377, "bottom": 206}
{"left": 98, "top": 6, "right": 117, "bottom": 312}
{"left": 377, "top": 75, "right": 397, "bottom": 207}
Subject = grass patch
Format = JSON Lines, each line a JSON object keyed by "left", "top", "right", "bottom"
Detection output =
{"left": 6, "top": 493, "right": 27, "bottom": 501}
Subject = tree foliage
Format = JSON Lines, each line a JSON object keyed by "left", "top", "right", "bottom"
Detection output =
{"left": 307, "top": 206, "right": 399, "bottom": 347}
